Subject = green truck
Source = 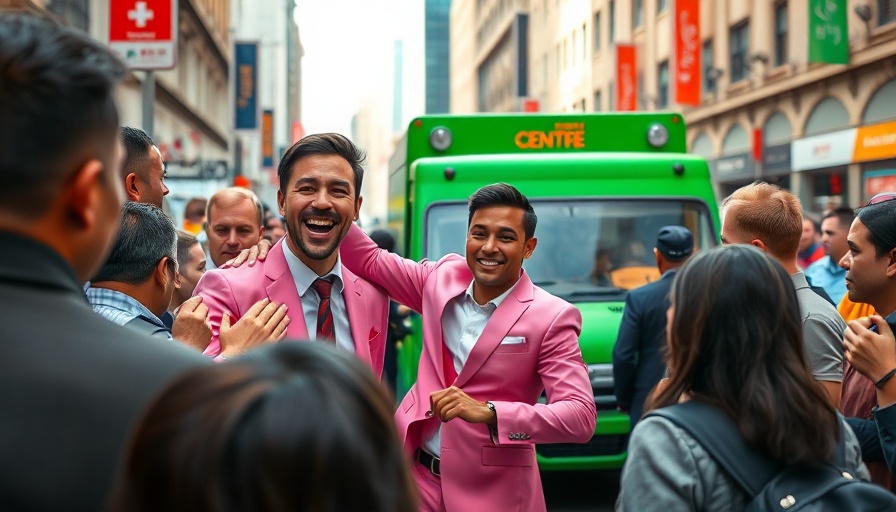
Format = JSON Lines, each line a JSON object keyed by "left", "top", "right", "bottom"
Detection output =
{"left": 386, "top": 112, "right": 720, "bottom": 471}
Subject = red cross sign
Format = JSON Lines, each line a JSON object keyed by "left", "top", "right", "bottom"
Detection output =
{"left": 109, "top": 0, "right": 177, "bottom": 70}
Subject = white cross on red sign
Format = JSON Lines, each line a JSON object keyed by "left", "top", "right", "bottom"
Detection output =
{"left": 109, "top": 0, "right": 177, "bottom": 70}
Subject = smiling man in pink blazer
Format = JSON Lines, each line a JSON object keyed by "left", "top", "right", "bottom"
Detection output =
{"left": 341, "top": 183, "right": 596, "bottom": 511}
{"left": 193, "top": 134, "right": 389, "bottom": 376}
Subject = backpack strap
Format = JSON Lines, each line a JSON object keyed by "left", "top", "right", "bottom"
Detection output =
{"left": 646, "top": 401, "right": 781, "bottom": 498}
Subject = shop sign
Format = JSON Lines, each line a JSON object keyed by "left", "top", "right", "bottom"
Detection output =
{"left": 762, "top": 143, "right": 792, "bottom": 177}
{"left": 710, "top": 153, "right": 755, "bottom": 181}
{"left": 864, "top": 169, "right": 896, "bottom": 199}
{"left": 853, "top": 120, "right": 896, "bottom": 163}
{"left": 791, "top": 128, "right": 856, "bottom": 171}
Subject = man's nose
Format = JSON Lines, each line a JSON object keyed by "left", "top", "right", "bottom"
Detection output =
{"left": 311, "top": 190, "right": 333, "bottom": 209}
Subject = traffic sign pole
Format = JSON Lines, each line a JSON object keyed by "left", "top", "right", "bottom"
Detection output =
{"left": 142, "top": 70, "right": 155, "bottom": 137}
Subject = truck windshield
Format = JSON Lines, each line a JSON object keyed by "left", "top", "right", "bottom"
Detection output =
{"left": 424, "top": 199, "right": 716, "bottom": 299}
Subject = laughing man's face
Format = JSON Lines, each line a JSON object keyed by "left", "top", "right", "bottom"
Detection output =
{"left": 278, "top": 154, "right": 361, "bottom": 275}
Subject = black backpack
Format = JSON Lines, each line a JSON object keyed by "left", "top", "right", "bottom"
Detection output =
{"left": 647, "top": 401, "right": 896, "bottom": 511}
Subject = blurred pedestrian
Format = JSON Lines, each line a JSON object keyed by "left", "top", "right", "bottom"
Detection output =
{"left": 109, "top": 342, "right": 418, "bottom": 512}
{"left": 721, "top": 182, "right": 845, "bottom": 407}
{"left": 182, "top": 197, "right": 207, "bottom": 234}
{"left": 618, "top": 245, "right": 869, "bottom": 511}
{"left": 369, "top": 228, "right": 412, "bottom": 392}
{"left": 798, "top": 215, "right": 825, "bottom": 270}
{"left": 806, "top": 206, "right": 855, "bottom": 303}
{"left": 120, "top": 126, "right": 169, "bottom": 208}
{"left": 613, "top": 225, "right": 693, "bottom": 426}
{"left": 194, "top": 134, "right": 390, "bottom": 376}
{"left": 0, "top": 12, "right": 207, "bottom": 510}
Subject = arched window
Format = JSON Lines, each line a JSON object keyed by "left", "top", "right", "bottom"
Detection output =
{"left": 763, "top": 112, "right": 792, "bottom": 145}
{"left": 863, "top": 80, "right": 896, "bottom": 124}
{"left": 721, "top": 124, "right": 749, "bottom": 155}
{"left": 804, "top": 97, "right": 849, "bottom": 136}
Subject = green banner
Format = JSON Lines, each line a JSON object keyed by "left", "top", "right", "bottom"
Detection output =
{"left": 809, "top": 0, "right": 849, "bottom": 64}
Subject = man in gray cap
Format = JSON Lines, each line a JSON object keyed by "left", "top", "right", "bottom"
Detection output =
{"left": 613, "top": 225, "right": 693, "bottom": 426}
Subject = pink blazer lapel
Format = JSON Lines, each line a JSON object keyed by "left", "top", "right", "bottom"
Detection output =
{"left": 264, "top": 241, "right": 308, "bottom": 340}
{"left": 454, "top": 272, "right": 534, "bottom": 387}
{"left": 428, "top": 269, "right": 472, "bottom": 387}
{"left": 342, "top": 267, "right": 373, "bottom": 365}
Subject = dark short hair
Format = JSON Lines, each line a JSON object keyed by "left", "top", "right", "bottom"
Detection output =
{"left": 277, "top": 133, "right": 365, "bottom": 198}
{"left": 0, "top": 12, "right": 125, "bottom": 218}
{"left": 174, "top": 230, "right": 199, "bottom": 270}
{"left": 120, "top": 126, "right": 156, "bottom": 181}
{"left": 369, "top": 229, "right": 396, "bottom": 253}
{"left": 467, "top": 183, "right": 537, "bottom": 239}
{"left": 92, "top": 202, "right": 176, "bottom": 285}
{"left": 821, "top": 206, "right": 855, "bottom": 231}
{"left": 857, "top": 199, "right": 896, "bottom": 258}
{"left": 109, "top": 342, "right": 418, "bottom": 512}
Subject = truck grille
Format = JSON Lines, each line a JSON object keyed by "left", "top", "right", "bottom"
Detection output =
{"left": 537, "top": 434, "right": 629, "bottom": 458}
{"left": 588, "top": 363, "right": 618, "bottom": 411}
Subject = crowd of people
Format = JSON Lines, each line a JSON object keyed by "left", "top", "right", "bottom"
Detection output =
{"left": 6, "top": 8, "right": 896, "bottom": 512}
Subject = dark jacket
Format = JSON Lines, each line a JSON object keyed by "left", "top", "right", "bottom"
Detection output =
{"left": 612, "top": 269, "right": 676, "bottom": 425}
{"left": 0, "top": 232, "right": 208, "bottom": 511}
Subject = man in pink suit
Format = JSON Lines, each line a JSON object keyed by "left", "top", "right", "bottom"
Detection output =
{"left": 193, "top": 134, "right": 389, "bottom": 376}
{"left": 340, "top": 183, "right": 597, "bottom": 511}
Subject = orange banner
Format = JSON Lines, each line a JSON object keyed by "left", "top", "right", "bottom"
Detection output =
{"left": 674, "top": 0, "right": 700, "bottom": 106}
{"left": 853, "top": 120, "right": 896, "bottom": 163}
{"left": 616, "top": 45, "right": 637, "bottom": 111}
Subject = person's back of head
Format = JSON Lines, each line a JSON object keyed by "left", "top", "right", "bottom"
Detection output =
{"left": 109, "top": 342, "right": 417, "bottom": 512}
{"left": 0, "top": 11, "right": 126, "bottom": 281}
{"left": 649, "top": 244, "right": 838, "bottom": 464}
{"left": 183, "top": 197, "right": 208, "bottom": 234}
{"left": 721, "top": 181, "right": 803, "bottom": 262}
{"left": 654, "top": 225, "right": 694, "bottom": 269}
{"left": 92, "top": 202, "right": 177, "bottom": 315}
{"left": 369, "top": 229, "right": 396, "bottom": 253}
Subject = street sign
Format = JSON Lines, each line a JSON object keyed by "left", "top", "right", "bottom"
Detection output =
{"left": 109, "top": 0, "right": 177, "bottom": 70}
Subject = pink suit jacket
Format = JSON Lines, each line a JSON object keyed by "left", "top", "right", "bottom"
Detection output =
{"left": 193, "top": 238, "right": 389, "bottom": 377}
{"left": 340, "top": 224, "right": 596, "bottom": 512}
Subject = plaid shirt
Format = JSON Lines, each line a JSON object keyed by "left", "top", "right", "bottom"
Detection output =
{"left": 85, "top": 287, "right": 172, "bottom": 340}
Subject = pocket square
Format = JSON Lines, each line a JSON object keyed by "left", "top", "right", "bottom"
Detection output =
{"left": 500, "top": 336, "right": 526, "bottom": 345}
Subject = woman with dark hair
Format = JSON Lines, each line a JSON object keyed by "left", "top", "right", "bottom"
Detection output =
{"left": 109, "top": 342, "right": 417, "bottom": 512}
{"left": 617, "top": 244, "right": 869, "bottom": 510}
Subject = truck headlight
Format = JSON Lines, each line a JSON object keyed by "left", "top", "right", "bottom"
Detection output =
{"left": 646, "top": 122, "right": 669, "bottom": 148}
{"left": 429, "top": 126, "right": 452, "bottom": 151}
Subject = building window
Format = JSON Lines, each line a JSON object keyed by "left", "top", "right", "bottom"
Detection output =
{"left": 658, "top": 60, "right": 669, "bottom": 108}
{"left": 775, "top": 2, "right": 788, "bottom": 66}
{"left": 594, "top": 12, "right": 602, "bottom": 52}
{"left": 594, "top": 89, "right": 602, "bottom": 111}
{"left": 572, "top": 30, "right": 578, "bottom": 63}
{"left": 582, "top": 24, "right": 587, "bottom": 58}
{"left": 609, "top": 83, "right": 615, "bottom": 111}
{"left": 703, "top": 39, "right": 714, "bottom": 93}
{"left": 880, "top": 0, "right": 896, "bottom": 26}
{"left": 657, "top": 0, "right": 668, "bottom": 13}
{"left": 609, "top": 0, "right": 616, "bottom": 43}
{"left": 633, "top": 0, "right": 644, "bottom": 29}
{"left": 730, "top": 21, "right": 749, "bottom": 82}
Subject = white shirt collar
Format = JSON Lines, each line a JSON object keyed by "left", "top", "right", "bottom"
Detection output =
{"left": 282, "top": 240, "right": 345, "bottom": 296}
{"left": 463, "top": 278, "right": 518, "bottom": 309}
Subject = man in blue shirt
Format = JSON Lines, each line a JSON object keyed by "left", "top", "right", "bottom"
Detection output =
{"left": 806, "top": 206, "right": 854, "bottom": 303}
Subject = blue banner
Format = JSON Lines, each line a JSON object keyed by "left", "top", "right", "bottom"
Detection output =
{"left": 234, "top": 42, "right": 259, "bottom": 130}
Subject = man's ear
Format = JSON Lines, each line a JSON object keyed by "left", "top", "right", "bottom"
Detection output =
{"left": 887, "top": 249, "right": 896, "bottom": 278}
{"left": 751, "top": 238, "right": 768, "bottom": 253}
{"left": 154, "top": 256, "right": 172, "bottom": 288}
{"left": 523, "top": 237, "right": 537, "bottom": 259}
{"left": 353, "top": 196, "right": 363, "bottom": 221}
{"left": 277, "top": 189, "right": 285, "bottom": 216}
{"left": 124, "top": 172, "right": 141, "bottom": 202}
{"left": 66, "top": 159, "right": 106, "bottom": 230}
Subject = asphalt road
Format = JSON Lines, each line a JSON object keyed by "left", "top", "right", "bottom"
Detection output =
{"left": 543, "top": 469, "right": 621, "bottom": 511}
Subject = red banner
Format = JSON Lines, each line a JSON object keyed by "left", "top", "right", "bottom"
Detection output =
{"left": 616, "top": 45, "right": 637, "bottom": 111}
{"left": 674, "top": 0, "right": 701, "bottom": 106}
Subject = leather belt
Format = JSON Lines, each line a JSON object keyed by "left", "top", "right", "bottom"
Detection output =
{"left": 417, "top": 449, "right": 441, "bottom": 477}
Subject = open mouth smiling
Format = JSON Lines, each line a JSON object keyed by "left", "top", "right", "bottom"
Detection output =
{"left": 305, "top": 218, "right": 336, "bottom": 234}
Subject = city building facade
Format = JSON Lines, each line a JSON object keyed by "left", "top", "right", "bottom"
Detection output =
{"left": 426, "top": 0, "right": 451, "bottom": 113}
{"left": 452, "top": 0, "right": 896, "bottom": 212}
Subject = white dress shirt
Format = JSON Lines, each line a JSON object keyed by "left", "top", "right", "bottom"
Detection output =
{"left": 282, "top": 242, "right": 354, "bottom": 354}
{"left": 424, "top": 280, "right": 518, "bottom": 456}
